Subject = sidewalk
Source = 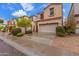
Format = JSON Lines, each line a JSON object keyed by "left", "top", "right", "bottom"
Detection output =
{"left": 0, "top": 32, "right": 79, "bottom": 56}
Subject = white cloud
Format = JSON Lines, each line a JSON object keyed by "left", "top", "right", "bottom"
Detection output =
{"left": 12, "top": 10, "right": 27, "bottom": 17}
{"left": 63, "top": 8, "right": 66, "bottom": 13}
{"left": 20, "top": 3, "right": 34, "bottom": 11}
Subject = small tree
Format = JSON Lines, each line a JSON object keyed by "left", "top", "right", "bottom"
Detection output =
{"left": 16, "top": 16, "right": 32, "bottom": 33}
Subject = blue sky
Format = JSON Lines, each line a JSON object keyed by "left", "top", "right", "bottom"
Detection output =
{"left": 0, "top": 3, "right": 71, "bottom": 21}
{"left": 63, "top": 3, "right": 72, "bottom": 19}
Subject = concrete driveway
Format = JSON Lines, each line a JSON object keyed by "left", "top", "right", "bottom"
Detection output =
{"left": 25, "top": 33, "right": 56, "bottom": 45}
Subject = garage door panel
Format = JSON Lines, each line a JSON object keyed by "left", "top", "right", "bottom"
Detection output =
{"left": 38, "top": 24, "right": 57, "bottom": 33}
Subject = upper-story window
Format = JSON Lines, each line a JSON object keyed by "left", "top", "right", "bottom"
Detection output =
{"left": 50, "top": 8, "right": 54, "bottom": 16}
{"left": 40, "top": 13, "right": 44, "bottom": 19}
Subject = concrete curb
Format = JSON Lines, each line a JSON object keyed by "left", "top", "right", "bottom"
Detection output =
{"left": 0, "top": 36, "right": 45, "bottom": 56}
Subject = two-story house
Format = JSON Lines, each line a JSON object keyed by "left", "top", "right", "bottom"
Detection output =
{"left": 32, "top": 3, "right": 63, "bottom": 34}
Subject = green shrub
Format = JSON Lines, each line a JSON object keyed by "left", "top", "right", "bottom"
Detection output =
{"left": 2, "top": 28, "right": 6, "bottom": 32}
{"left": 16, "top": 33, "right": 24, "bottom": 37}
{"left": 11, "top": 28, "right": 21, "bottom": 36}
{"left": 64, "top": 26, "right": 75, "bottom": 35}
{"left": 56, "top": 26, "right": 66, "bottom": 37}
{"left": 8, "top": 26, "right": 16, "bottom": 32}
{"left": 25, "top": 30, "right": 32, "bottom": 34}
{"left": 0, "top": 26, "right": 4, "bottom": 30}
{"left": 12, "top": 26, "right": 16, "bottom": 30}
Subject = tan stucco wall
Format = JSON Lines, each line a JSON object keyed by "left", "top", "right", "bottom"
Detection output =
{"left": 73, "top": 4, "right": 79, "bottom": 28}
{"left": 44, "top": 4, "right": 62, "bottom": 19}
{"left": 74, "top": 3, "right": 79, "bottom": 14}
{"left": 75, "top": 17, "right": 79, "bottom": 21}
{"left": 32, "top": 16, "right": 41, "bottom": 21}
{"left": 32, "top": 22, "right": 36, "bottom": 32}
{"left": 75, "top": 17, "right": 79, "bottom": 33}
{"left": 75, "top": 17, "right": 79, "bottom": 28}
{"left": 32, "top": 16, "right": 37, "bottom": 21}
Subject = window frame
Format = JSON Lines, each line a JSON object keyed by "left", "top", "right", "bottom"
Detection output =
{"left": 49, "top": 8, "right": 54, "bottom": 16}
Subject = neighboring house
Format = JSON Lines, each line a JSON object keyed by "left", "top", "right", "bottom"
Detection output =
{"left": 7, "top": 20, "right": 16, "bottom": 26}
{"left": 32, "top": 3, "right": 63, "bottom": 34}
{"left": 7, "top": 20, "right": 16, "bottom": 32}
{"left": 0, "top": 20, "right": 7, "bottom": 27}
{"left": 73, "top": 3, "right": 79, "bottom": 33}
{"left": 68, "top": 3, "right": 79, "bottom": 34}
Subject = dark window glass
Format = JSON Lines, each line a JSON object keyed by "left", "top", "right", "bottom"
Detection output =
{"left": 50, "top": 8, "right": 54, "bottom": 16}
{"left": 40, "top": 14, "right": 44, "bottom": 19}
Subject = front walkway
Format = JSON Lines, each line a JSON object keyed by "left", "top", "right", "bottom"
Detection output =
{"left": 0, "top": 32, "right": 79, "bottom": 55}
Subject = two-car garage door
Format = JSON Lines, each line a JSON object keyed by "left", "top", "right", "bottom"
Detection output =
{"left": 38, "top": 24, "right": 57, "bottom": 33}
